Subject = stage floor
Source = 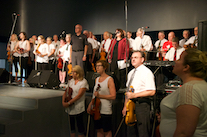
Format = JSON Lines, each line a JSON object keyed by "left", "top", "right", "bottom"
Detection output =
{"left": 0, "top": 84, "right": 64, "bottom": 99}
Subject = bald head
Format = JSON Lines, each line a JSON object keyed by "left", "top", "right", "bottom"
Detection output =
{"left": 103, "top": 31, "right": 110, "bottom": 40}
{"left": 75, "top": 24, "right": 82, "bottom": 34}
{"left": 83, "top": 30, "right": 89, "bottom": 37}
{"left": 168, "top": 32, "right": 175, "bottom": 42}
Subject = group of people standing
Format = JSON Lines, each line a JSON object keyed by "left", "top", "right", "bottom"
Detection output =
{"left": 6, "top": 24, "right": 207, "bottom": 137}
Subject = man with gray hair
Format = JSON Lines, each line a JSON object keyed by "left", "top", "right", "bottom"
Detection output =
{"left": 179, "top": 30, "right": 190, "bottom": 47}
{"left": 133, "top": 28, "right": 152, "bottom": 52}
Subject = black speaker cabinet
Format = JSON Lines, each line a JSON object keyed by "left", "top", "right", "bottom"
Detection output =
{"left": 198, "top": 20, "right": 207, "bottom": 51}
{"left": 0, "top": 68, "right": 9, "bottom": 83}
{"left": 27, "top": 70, "right": 60, "bottom": 88}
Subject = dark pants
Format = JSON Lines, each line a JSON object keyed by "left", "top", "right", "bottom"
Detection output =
{"left": 72, "top": 51, "right": 84, "bottom": 69}
{"left": 127, "top": 102, "right": 151, "bottom": 137}
{"left": 20, "top": 57, "right": 28, "bottom": 79}
{"left": 38, "top": 63, "right": 48, "bottom": 70}
{"left": 69, "top": 112, "right": 85, "bottom": 135}
{"left": 13, "top": 56, "right": 19, "bottom": 73}
{"left": 48, "top": 59, "right": 55, "bottom": 72}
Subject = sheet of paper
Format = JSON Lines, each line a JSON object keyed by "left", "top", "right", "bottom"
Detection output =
{"left": 117, "top": 60, "right": 130, "bottom": 69}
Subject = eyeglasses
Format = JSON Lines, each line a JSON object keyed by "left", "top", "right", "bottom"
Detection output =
{"left": 130, "top": 56, "right": 142, "bottom": 59}
{"left": 96, "top": 65, "right": 103, "bottom": 67}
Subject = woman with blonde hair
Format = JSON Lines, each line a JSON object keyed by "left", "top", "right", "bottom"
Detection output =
{"left": 62, "top": 65, "right": 89, "bottom": 137}
{"left": 160, "top": 48, "right": 207, "bottom": 136}
{"left": 33, "top": 35, "right": 48, "bottom": 70}
{"left": 7, "top": 34, "right": 19, "bottom": 81}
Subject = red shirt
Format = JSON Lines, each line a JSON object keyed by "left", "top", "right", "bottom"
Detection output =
{"left": 162, "top": 41, "right": 173, "bottom": 52}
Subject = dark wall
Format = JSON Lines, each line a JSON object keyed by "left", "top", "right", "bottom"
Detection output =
{"left": 0, "top": 0, "right": 207, "bottom": 39}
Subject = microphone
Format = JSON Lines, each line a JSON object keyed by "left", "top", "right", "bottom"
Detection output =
{"left": 60, "top": 31, "right": 65, "bottom": 37}
{"left": 142, "top": 26, "right": 149, "bottom": 29}
{"left": 12, "top": 13, "right": 20, "bottom": 16}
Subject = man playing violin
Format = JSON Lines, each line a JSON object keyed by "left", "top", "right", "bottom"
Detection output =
{"left": 122, "top": 51, "right": 156, "bottom": 137}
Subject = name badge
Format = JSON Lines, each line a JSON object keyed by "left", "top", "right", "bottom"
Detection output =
{"left": 79, "top": 37, "right": 82, "bottom": 39}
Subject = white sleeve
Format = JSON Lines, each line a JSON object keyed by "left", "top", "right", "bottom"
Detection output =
{"left": 165, "top": 50, "right": 170, "bottom": 60}
{"left": 144, "top": 70, "right": 156, "bottom": 91}
{"left": 145, "top": 36, "right": 152, "bottom": 51}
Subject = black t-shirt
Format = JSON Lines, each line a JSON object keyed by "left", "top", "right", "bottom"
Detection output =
{"left": 71, "top": 34, "right": 88, "bottom": 51}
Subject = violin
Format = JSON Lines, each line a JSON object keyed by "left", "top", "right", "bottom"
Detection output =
{"left": 90, "top": 84, "right": 101, "bottom": 120}
{"left": 64, "top": 87, "right": 73, "bottom": 102}
{"left": 158, "top": 45, "right": 162, "bottom": 61}
{"left": 100, "top": 51, "right": 106, "bottom": 60}
{"left": 57, "top": 58, "right": 63, "bottom": 69}
{"left": 17, "top": 47, "right": 24, "bottom": 54}
{"left": 125, "top": 86, "right": 137, "bottom": 126}
{"left": 67, "top": 63, "right": 72, "bottom": 76}
{"left": 36, "top": 44, "right": 41, "bottom": 54}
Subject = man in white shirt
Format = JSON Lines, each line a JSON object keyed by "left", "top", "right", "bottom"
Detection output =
{"left": 122, "top": 50, "right": 156, "bottom": 137}
{"left": 165, "top": 37, "right": 185, "bottom": 61}
{"left": 179, "top": 30, "right": 190, "bottom": 47}
{"left": 100, "top": 31, "right": 111, "bottom": 53}
{"left": 52, "top": 34, "right": 60, "bottom": 47}
{"left": 133, "top": 28, "right": 153, "bottom": 52}
{"left": 154, "top": 31, "right": 168, "bottom": 58}
{"left": 185, "top": 27, "right": 198, "bottom": 47}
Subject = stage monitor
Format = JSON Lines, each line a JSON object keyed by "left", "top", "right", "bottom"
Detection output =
{"left": 198, "top": 20, "right": 207, "bottom": 51}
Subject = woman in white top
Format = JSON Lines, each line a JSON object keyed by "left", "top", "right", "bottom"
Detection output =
{"left": 33, "top": 35, "right": 48, "bottom": 70}
{"left": 160, "top": 48, "right": 207, "bottom": 137}
{"left": 58, "top": 38, "right": 68, "bottom": 84}
{"left": 14, "top": 32, "right": 30, "bottom": 83}
{"left": 87, "top": 60, "right": 116, "bottom": 137}
{"left": 46, "top": 37, "right": 55, "bottom": 72}
{"left": 7, "top": 34, "right": 19, "bottom": 81}
{"left": 62, "top": 65, "right": 89, "bottom": 137}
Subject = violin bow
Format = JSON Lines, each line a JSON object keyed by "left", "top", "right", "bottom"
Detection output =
{"left": 114, "top": 116, "right": 125, "bottom": 137}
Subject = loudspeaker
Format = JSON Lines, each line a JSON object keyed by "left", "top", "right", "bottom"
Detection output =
{"left": 27, "top": 70, "right": 60, "bottom": 88}
{"left": 0, "top": 69, "right": 9, "bottom": 83}
{"left": 198, "top": 20, "right": 207, "bottom": 51}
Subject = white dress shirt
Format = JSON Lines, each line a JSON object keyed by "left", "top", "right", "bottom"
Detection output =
{"left": 126, "top": 64, "right": 156, "bottom": 93}
{"left": 154, "top": 39, "right": 168, "bottom": 49}
{"left": 185, "top": 35, "right": 198, "bottom": 47}
{"left": 179, "top": 38, "right": 188, "bottom": 47}
{"left": 133, "top": 35, "right": 152, "bottom": 51}
{"left": 128, "top": 38, "right": 135, "bottom": 49}
{"left": 165, "top": 46, "right": 185, "bottom": 61}
{"left": 100, "top": 38, "right": 111, "bottom": 53}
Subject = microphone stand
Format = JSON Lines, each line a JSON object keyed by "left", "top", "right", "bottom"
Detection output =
{"left": 8, "top": 14, "right": 19, "bottom": 83}
{"left": 125, "top": 1, "right": 129, "bottom": 81}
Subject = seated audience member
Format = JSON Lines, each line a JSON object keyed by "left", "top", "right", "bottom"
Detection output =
{"left": 165, "top": 37, "right": 185, "bottom": 61}
{"left": 160, "top": 48, "right": 207, "bottom": 137}
{"left": 179, "top": 30, "right": 190, "bottom": 47}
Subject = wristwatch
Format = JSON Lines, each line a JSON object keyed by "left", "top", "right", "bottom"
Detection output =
{"left": 84, "top": 55, "right": 86, "bottom": 57}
